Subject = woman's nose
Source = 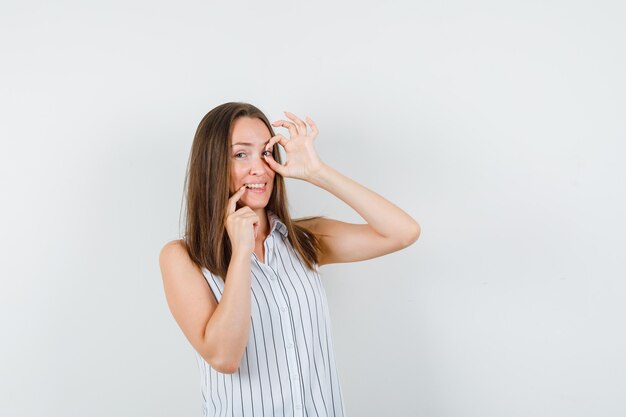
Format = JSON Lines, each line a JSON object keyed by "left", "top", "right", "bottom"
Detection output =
{"left": 249, "top": 154, "right": 270, "bottom": 175}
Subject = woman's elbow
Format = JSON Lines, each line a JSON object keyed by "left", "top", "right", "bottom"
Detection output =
{"left": 201, "top": 353, "right": 240, "bottom": 374}
{"left": 403, "top": 222, "right": 421, "bottom": 247}
{"left": 217, "top": 362, "right": 240, "bottom": 374}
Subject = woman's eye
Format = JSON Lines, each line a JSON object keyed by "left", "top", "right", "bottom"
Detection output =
{"left": 234, "top": 150, "right": 271, "bottom": 159}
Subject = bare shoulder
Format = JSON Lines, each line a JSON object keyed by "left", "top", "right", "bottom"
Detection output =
{"left": 159, "top": 239, "right": 189, "bottom": 267}
{"left": 294, "top": 216, "right": 345, "bottom": 236}
{"left": 159, "top": 239, "right": 203, "bottom": 282}
{"left": 158, "top": 238, "right": 217, "bottom": 313}
{"left": 294, "top": 216, "right": 320, "bottom": 228}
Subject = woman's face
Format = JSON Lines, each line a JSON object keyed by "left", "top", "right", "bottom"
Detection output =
{"left": 229, "top": 116, "right": 276, "bottom": 209}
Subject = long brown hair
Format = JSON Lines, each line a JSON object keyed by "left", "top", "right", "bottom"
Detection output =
{"left": 181, "top": 102, "right": 324, "bottom": 280}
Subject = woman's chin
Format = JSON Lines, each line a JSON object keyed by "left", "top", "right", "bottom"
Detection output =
{"left": 240, "top": 197, "right": 269, "bottom": 209}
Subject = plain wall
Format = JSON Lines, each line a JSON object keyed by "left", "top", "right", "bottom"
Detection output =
{"left": 1, "top": 0, "right": 625, "bottom": 416}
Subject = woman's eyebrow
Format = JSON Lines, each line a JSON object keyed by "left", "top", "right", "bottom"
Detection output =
{"left": 231, "top": 140, "right": 270, "bottom": 147}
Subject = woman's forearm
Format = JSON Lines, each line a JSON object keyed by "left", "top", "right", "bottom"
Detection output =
{"left": 308, "top": 163, "right": 420, "bottom": 243}
{"left": 203, "top": 250, "right": 251, "bottom": 373}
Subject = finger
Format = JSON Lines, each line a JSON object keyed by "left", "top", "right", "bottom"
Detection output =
{"left": 263, "top": 150, "right": 286, "bottom": 176}
{"left": 241, "top": 211, "right": 259, "bottom": 238}
{"left": 264, "top": 136, "right": 278, "bottom": 152}
{"left": 271, "top": 119, "right": 299, "bottom": 138}
{"left": 227, "top": 185, "right": 247, "bottom": 215}
{"left": 305, "top": 116, "right": 318, "bottom": 138}
{"left": 265, "top": 134, "right": 288, "bottom": 151}
{"left": 238, "top": 205, "right": 254, "bottom": 214}
{"left": 284, "top": 111, "right": 307, "bottom": 134}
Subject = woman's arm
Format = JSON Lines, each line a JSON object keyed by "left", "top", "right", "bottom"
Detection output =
{"left": 159, "top": 241, "right": 251, "bottom": 374}
{"left": 160, "top": 188, "right": 262, "bottom": 373}
{"left": 264, "top": 111, "right": 420, "bottom": 265}
{"left": 298, "top": 163, "right": 421, "bottom": 265}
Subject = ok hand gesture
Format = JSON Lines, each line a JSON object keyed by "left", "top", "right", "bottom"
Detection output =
{"left": 263, "top": 111, "right": 325, "bottom": 181}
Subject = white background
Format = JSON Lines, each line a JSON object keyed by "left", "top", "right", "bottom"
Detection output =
{"left": 1, "top": 0, "right": 625, "bottom": 416}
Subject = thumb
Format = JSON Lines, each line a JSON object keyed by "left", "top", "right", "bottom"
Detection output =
{"left": 264, "top": 154, "right": 286, "bottom": 176}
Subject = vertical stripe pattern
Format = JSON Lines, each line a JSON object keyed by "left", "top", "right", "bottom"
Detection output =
{"left": 195, "top": 210, "right": 347, "bottom": 417}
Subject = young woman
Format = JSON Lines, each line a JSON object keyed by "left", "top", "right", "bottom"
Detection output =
{"left": 159, "top": 102, "right": 420, "bottom": 417}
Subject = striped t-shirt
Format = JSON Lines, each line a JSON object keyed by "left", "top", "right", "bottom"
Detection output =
{"left": 197, "top": 209, "right": 347, "bottom": 417}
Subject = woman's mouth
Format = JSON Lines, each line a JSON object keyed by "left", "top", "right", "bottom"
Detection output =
{"left": 244, "top": 182, "right": 267, "bottom": 193}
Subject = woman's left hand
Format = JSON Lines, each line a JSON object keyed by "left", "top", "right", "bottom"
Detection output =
{"left": 263, "top": 111, "right": 325, "bottom": 181}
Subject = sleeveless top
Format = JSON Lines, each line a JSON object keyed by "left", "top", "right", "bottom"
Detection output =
{"left": 196, "top": 210, "right": 347, "bottom": 417}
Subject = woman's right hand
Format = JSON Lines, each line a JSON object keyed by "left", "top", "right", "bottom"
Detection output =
{"left": 225, "top": 185, "right": 259, "bottom": 255}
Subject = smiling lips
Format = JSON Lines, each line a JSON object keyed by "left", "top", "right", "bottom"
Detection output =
{"left": 245, "top": 182, "right": 267, "bottom": 189}
{"left": 244, "top": 182, "right": 268, "bottom": 193}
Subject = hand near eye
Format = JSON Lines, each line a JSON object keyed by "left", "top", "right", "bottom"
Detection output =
{"left": 263, "top": 111, "right": 325, "bottom": 182}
